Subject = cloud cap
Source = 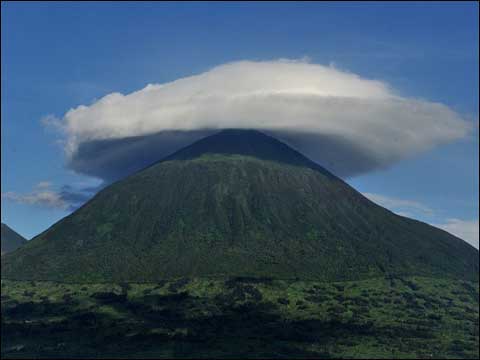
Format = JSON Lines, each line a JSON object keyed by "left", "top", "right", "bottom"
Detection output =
{"left": 50, "top": 59, "right": 472, "bottom": 180}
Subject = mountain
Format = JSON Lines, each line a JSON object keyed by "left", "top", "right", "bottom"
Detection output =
{"left": 1, "top": 223, "right": 27, "bottom": 256}
{"left": 1, "top": 129, "right": 478, "bottom": 282}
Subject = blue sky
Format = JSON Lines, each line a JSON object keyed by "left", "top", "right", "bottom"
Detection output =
{"left": 1, "top": 2, "right": 478, "bottom": 247}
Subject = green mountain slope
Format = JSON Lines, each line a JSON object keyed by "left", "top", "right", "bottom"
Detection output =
{"left": 1, "top": 130, "right": 478, "bottom": 282}
{"left": 1, "top": 223, "right": 27, "bottom": 256}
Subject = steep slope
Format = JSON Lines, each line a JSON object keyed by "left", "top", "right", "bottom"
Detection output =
{"left": 2, "top": 130, "right": 478, "bottom": 282}
{"left": 1, "top": 223, "right": 27, "bottom": 256}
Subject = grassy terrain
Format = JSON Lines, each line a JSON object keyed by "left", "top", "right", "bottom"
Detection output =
{"left": 2, "top": 276, "right": 478, "bottom": 359}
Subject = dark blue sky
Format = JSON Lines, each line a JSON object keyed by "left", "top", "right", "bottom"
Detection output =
{"left": 1, "top": 2, "right": 478, "bottom": 246}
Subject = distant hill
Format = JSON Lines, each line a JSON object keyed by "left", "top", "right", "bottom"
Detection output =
{"left": 1, "top": 129, "right": 478, "bottom": 282}
{"left": 1, "top": 223, "right": 27, "bottom": 256}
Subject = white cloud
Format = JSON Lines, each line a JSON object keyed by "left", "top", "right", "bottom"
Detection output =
{"left": 45, "top": 59, "right": 472, "bottom": 179}
{"left": 40, "top": 114, "right": 63, "bottom": 131}
{"left": 433, "top": 219, "right": 479, "bottom": 249}
{"left": 35, "top": 181, "right": 52, "bottom": 189}
{"left": 2, "top": 181, "right": 102, "bottom": 211}
{"left": 2, "top": 190, "right": 68, "bottom": 210}
{"left": 362, "top": 192, "right": 434, "bottom": 217}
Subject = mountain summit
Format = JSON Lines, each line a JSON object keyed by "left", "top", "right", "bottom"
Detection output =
{"left": 2, "top": 130, "right": 478, "bottom": 282}
{"left": 162, "top": 129, "right": 331, "bottom": 175}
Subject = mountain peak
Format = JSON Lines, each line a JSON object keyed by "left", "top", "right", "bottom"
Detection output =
{"left": 164, "top": 129, "right": 332, "bottom": 175}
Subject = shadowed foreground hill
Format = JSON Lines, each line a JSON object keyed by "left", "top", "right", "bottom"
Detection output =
{"left": 2, "top": 130, "right": 478, "bottom": 282}
{"left": 1, "top": 223, "right": 27, "bottom": 256}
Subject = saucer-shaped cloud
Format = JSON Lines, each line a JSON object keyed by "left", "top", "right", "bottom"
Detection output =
{"left": 52, "top": 59, "right": 471, "bottom": 181}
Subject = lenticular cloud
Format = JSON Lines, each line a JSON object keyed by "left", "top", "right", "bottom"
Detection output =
{"left": 50, "top": 59, "right": 471, "bottom": 180}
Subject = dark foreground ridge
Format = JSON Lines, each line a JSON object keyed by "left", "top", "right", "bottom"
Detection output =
{"left": 2, "top": 129, "right": 478, "bottom": 282}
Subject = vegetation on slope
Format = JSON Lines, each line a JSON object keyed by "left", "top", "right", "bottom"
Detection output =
{"left": 2, "top": 276, "right": 478, "bottom": 359}
{"left": 2, "top": 130, "right": 478, "bottom": 282}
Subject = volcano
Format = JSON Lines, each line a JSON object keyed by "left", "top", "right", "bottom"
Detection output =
{"left": 2, "top": 130, "right": 478, "bottom": 282}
